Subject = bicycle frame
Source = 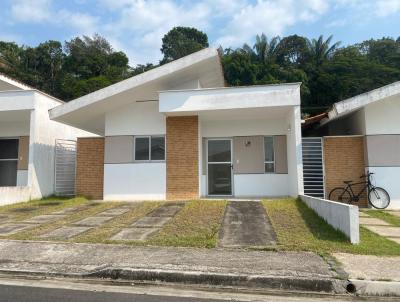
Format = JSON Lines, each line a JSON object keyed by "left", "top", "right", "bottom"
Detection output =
{"left": 343, "top": 175, "right": 374, "bottom": 202}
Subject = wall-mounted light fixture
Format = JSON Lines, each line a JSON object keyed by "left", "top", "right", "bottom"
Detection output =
{"left": 287, "top": 124, "right": 292, "bottom": 132}
{"left": 245, "top": 140, "right": 251, "bottom": 147}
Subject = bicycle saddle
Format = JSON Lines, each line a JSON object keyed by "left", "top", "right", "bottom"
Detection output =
{"left": 343, "top": 180, "right": 353, "bottom": 184}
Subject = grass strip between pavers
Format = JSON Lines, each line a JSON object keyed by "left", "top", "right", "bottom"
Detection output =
{"left": 0, "top": 196, "right": 88, "bottom": 221}
{"left": 147, "top": 200, "right": 228, "bottom": 248}
{"left": 73, "top": 201, "right": 163, "bottom": 244}
{"left": 363, "top": 210, "right": 400, "bottom": 227}
{"left": 5, "top": 199, "right": 120, "bottom": 241}
{"left": 263, "top": 198, "right": 400, "bottom": 256}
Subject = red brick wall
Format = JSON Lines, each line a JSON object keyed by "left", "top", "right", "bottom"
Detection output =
{"left": 166, "top": 116, "right": 199, "bottom": 200}
{"left": 323, "top": 136, "right": 367, "bottom": 207}
{"left": 76, "top": 137, "right": 104, "bottom": 200}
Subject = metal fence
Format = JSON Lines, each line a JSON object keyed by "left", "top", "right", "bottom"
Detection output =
{"left": 302, "top": 137, "right": 325, "bottom": 198}
{"left": 54, "top": 139, "right": 77, "bottom": 196}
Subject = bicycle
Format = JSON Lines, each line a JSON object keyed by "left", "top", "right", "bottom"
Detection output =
{"left": 328, "top": 172, "right": 390, "bottom": 209}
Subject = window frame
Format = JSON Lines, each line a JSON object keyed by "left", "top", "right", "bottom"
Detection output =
{"left": 133, "top": 135, "right": 165, "bottom": 162}
{"left": 0, "top": 138, "right": 19, "bottom": 162}
{"left": 264, "top": 136, "right": 275, "bottom": 174}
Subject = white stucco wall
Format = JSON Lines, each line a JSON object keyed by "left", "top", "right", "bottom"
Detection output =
{"left": 234, "top": 174, "right": 289, "bottom": 197}
{"left": 364, "top": 96, "right": 400, "bottom": 135}
{"left": 28, "top": 92, "right": 93, "bottom": 200}
{"left": 104, "top": 101, "right": 166, "bottom": 200}
{"left": 105, "top": 101, "right": 166, "bottom": 136}
{"left": 104, "top": 163, "right": 166, "bottom": 200}
{"left": 0, "top": 187, "right": 31, "bottom": 206}
{"left": 368, "top": 167, "right": 400, "bottom": 209}
{"left": 363, "top": 96, "right": 400, "bottom": 209}
{"left": 286, "top": 106, "right": 304, "bottom": 197}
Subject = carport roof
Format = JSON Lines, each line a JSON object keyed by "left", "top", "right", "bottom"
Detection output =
{"left": 323, "top": 81, "right": 400, "bottom": 125}
{"left": 49, "top": 48, "right": 225, "bottom": 135}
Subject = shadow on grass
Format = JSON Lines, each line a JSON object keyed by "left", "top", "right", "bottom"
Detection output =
{"left": 294, "top": 198, "right": 349, "bottom": 244}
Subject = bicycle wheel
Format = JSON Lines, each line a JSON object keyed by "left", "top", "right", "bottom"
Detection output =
{"left": 329, "top": 187, "right": 352, "bottom": 203}
{"left": 369, "top": 187, "right": 390, "bottom": 209}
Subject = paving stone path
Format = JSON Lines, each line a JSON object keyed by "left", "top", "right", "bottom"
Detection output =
{"left": 111, "top": 203, "right": 184, "bottom": 241}
{"left": 219, "top": 201, "right": 276, "bottom": 248}
{"left": 360, "top": 211, "right": 400, "bottom": 244}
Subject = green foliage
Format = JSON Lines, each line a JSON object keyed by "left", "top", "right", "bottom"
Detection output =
{"left": 160, "top": 26, "right": 209, "bottom": 64}
{"left": 222, "top": 34, "right": 400, "bottom": 115}
{"left": 0, "top": 28, "right": 399, "bottom": 116}
{"left": 0, "top": 34, "right": 131, "bottom": 101}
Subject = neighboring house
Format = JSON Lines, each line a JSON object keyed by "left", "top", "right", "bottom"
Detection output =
{"left": 50, "top": 48, "right": 304, "bottom": 201}
{"left": 0, "top": 74, "right": 93, "bottom": 205}
{"left": 303, "top": 81, "right": 400, "bottom": 209}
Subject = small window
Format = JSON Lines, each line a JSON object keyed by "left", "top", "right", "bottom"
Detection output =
{"left": 264, "top": 136, "right": 275, "bottom": 173}
{"left": 134, "top": 136, "right": 165, "bottom": 161}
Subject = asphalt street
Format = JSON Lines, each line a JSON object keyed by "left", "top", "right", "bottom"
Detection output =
{"left": 0, "top": 278, "right": 396, "bottom": 302}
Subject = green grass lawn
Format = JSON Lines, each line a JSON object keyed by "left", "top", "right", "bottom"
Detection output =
{"left": 148, "top": 200, "right": 227, "bottom": 248}
{"left": 0, "top": 198, "right": 227, "bottom": 248}
{"left": 263, "top": 198, "right": 400, "bottom": 256}
{"left": 363, "top": 210, "right": 400, "bottom": 227}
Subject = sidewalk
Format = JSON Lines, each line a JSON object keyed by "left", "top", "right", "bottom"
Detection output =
{"left": 334, "top": 253, "right": 400, "bottom": 296}
{"left": 360, "top": 212, "right": 400, "bottom": 244}
{"left": 0, "top": 240, "right": 343, "bottom": 294}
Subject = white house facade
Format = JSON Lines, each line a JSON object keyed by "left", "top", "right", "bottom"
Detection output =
{"left": 50, "top": 49, "right": 304, "bottom": 201}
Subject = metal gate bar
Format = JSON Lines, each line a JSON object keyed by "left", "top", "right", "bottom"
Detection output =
{"left": 55, "top": 139, "right": 77, "bottom": 196}
{"left": 302, "top": 137, "right": 325, "bottom": 198}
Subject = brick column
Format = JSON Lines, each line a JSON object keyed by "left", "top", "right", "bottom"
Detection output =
{"left": 166, "top": 116, "right": 199, "bottom": 200}
{"left": 323, "top": 136, "right": 367, "bottom": 207}
{"left": 76, "top": 137, "right": 104, "bottom": 200}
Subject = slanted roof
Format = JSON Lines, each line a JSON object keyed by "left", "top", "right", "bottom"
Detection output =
{"left": 0, "top": 73, "right": 64, "bottom": 104}
{"left": 325, "top": 81, "right": 400, "bottom": 123}
{"left": 0, "top": 73, "right": 32, "bottom": 91}
{"left": 49, "top": 48, "right": 225, "bottom": 135}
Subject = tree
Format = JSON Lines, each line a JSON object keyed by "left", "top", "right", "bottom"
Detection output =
{"left": 221, "top": 49, "right": 257, "bottom": 86}
{"left": 275, "top": 35, "right": 309, "bottom": 67}
{"left": 160, "top": 27, "right": 208, "bottom": 64}
{"left": 242, "top": 34, "right": 280, "bottom": 64}
{"left": 307, "top": 35, "right": 341, "bottom": 67}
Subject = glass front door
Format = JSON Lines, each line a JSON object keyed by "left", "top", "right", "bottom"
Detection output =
{"left": 207, "top": 139, "right": 232, "bottom": 196}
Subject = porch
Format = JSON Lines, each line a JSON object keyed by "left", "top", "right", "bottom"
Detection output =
{"left": 160, "top": 85, "right": 304, "bottom": 200}
{"left": 0, "top": 105, "right": 32, "bottom": 205}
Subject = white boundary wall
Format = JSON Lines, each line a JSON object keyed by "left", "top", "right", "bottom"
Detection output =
{"left": 300, "top": 195, "right": 359, "bottom": 244}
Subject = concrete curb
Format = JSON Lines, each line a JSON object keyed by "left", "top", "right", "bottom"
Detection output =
{"left": 0, "top": 266, "right": 345, "bottom": 294}
{"left": 349, "top": 279, "right": 400, "bottom": 297}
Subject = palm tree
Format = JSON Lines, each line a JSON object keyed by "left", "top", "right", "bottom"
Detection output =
{"left": 254, "top": 34, "right": 280, "bottom": 63}
{"left": 241, "top": 34, "right": 280, "bottom": 63}
{"left": 307, "top": 35, "right": 341, "bottom": 67}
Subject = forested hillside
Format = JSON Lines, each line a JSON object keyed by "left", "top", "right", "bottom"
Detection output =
{"left": 0, "top": 27, "right": 399, "bottom": 116}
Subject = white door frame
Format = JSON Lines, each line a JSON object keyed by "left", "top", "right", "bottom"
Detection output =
{"left": 206, "top": 138, "right": 234, "bottom": 197}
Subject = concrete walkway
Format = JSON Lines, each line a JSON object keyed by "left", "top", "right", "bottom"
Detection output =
{"left": 0, "top": 240, "right": 340, "bottom": 293}
{"left": 219, "top": 201, "right": 276, "bottom": 248}
{"left": 334, "top": 253, "right": 400, "bottom": 282}
{"left": 360, "top": 212, "right": 400, "bottom": 244}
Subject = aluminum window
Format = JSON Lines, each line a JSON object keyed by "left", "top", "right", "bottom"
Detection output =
{"left": 134, "top": 136, "right": 165, "bottom": 162}
{"left": 264, "top": 136, "right": 275, "bottom": 173}
{"left": 0, "top": 139, "right": 19, "bottom": 187}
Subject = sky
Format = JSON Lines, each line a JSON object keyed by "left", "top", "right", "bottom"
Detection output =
{"left": 0, "top": 0, "right": 399, "bottom": 66}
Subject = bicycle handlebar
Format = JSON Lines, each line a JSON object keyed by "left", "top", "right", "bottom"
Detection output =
{"left": 360, "top": 172, "right": 374, "bottom": 178}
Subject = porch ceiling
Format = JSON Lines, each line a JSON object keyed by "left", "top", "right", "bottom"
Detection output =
{"left": 0, "top": 109, "right": 31, "bottom": 122}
